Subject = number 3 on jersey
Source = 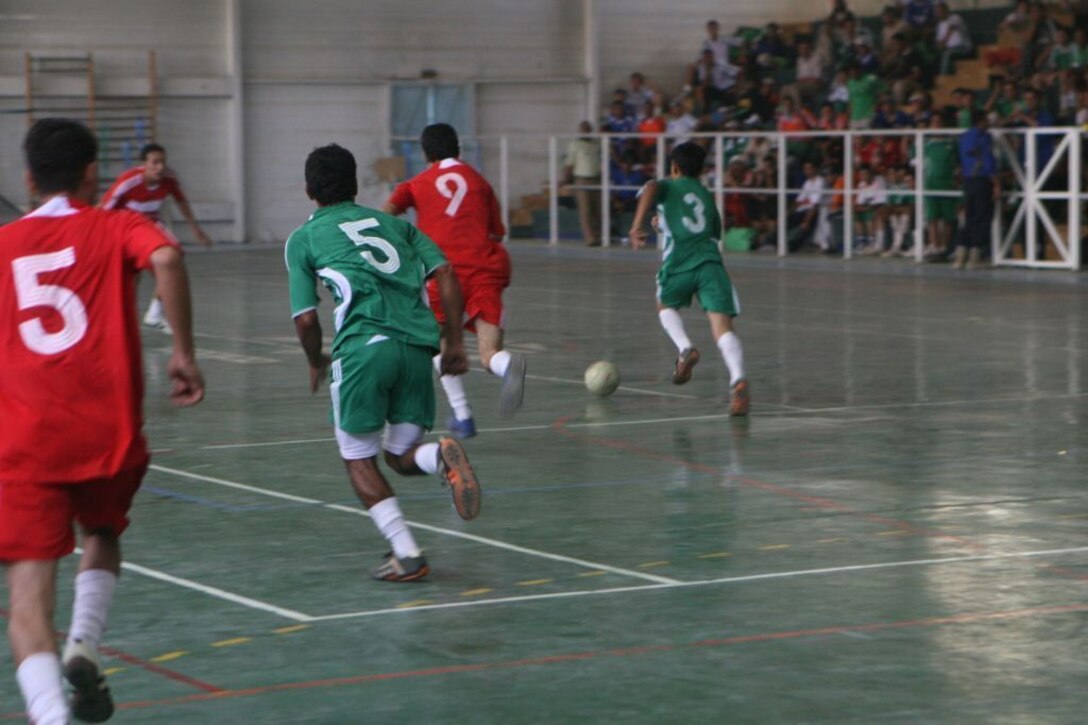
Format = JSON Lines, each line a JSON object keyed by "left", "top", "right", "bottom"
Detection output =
{"left": 339, "top": 219, "right": 401, "bottom": 273}
{"left": 681, "top": 192, "right": 706, "bottom": 234}
{"left": 11, "top": 247, "right": 88, "bottom": 356}
{"left": 435, "top": 172, "right": 467, "bottom": 217}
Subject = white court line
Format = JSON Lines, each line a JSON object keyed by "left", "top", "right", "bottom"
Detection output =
{"left": 74, "top": 547, "right": 312, "bottom": 622}
{"left": 306, "top": 545, "right": 1088, "bottom": 622}
{"left": 148, "top": 465, "right": 677, "bottom": 585}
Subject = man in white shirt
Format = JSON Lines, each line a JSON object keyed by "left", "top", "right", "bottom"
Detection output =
{"left": 701, "top": 19, "right": 730, "bottom": 65}
{"left": 936, "top": 2, "right": 972, "bottom": 75}
{"left": 563, "top": 121, "right": 603, "bottom": 246}
{"left": 665, "top": 100, "right": 698, "bottom": 145}
{"left": 789, "top": 161, "right": 832, "bottom": 251}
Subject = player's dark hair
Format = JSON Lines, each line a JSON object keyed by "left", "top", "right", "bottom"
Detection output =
{"left": 420, "top": 123, "right": 460, "bottom": 162}
{"left": 670, "top": 142, "right": 706, "bottom": 178}
{"left": 305, "top": 143, "right": 357, "bottom": 206}
{"left": 140, "top": 143, "right": 166, "bottom": 159}
{"left": 23, "top": 118, "right": 98, "bottom": 195}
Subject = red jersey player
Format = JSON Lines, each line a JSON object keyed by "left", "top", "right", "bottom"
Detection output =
{"left": 383, "top": 123, "right": 526, "bottom": 436}
{"left": 100, "top": 143, "right": 212, "bottom": 332}
{"left": 0, "top": 119, "right": 204, "bottom": 724}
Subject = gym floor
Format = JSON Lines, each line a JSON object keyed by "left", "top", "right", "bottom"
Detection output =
{"left": 2, "top": 242, "right": 1086, "bottom": 723}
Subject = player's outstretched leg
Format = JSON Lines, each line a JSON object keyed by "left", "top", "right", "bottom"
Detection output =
{"left": 432, "top": 354, "right": 476, "bottom": 439}
{"left": 339, "top": 429, "right": 429, "bottom": 582}
{"left": 64, "top": 535, "right": 122, "bottom": 723}
{"left": 478, "top": 321, "right": 526, "bottom": 419}
{"left": 658, "top": 308, "right": 699, "bottom": 384}
{"left": 709, "top": 312, "right": 749, "bottom": 416}
{"left": 7, "top": 560, "right": 72, "bottom": 725}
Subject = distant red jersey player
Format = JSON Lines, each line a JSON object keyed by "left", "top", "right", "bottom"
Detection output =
{"left": 101, "top": 143, "right": 212, "bottom": 332}
{"left": 0, "top": 119, "right": 204, "bottom": 724}
{"left": 384, "top": 124, "right": 526, "bottom": 436}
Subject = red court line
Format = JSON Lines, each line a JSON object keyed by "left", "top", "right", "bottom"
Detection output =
{"left": 0, "top": 607, "right": 223, "bottom": 696}
{"left": 3, "top": 602, "right": 1072, "bottom": 718}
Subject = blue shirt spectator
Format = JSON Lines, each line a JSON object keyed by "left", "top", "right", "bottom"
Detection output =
{"left": 959, "top": 125, "right": 995, "bottom": 178}
{"left": 872, "top": 99, "right": 912, "bottom": 129}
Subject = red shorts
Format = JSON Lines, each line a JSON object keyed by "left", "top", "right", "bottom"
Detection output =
{"left": 428, "top": 278, "right": 506, "bottom": 333}
{"left": 0, "top": 464, "right": 146, "bottom": 562}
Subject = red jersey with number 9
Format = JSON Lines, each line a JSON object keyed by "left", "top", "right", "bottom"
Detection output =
{"left": 0, "top": 196, "right": 177, "bottom": 483}
{"left": 388, "top": 158, "right": 509, "bottom": 285}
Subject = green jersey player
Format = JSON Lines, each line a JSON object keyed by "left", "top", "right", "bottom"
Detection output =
{"left": 286, "top": 144, "right": 481, "bottom": 582}
{"left": 629, "top": 142, "right": 749, "bottom": 416}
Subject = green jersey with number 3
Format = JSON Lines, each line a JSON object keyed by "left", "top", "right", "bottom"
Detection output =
{"left": 653, "top": 176, "right": 723, "bottom": 276}
{"left": 285, "top": 201, "right": 448, "bottom": 355}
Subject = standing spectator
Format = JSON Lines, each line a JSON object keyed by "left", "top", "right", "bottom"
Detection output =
{"left": 880, "top": 6, "right": 910, "bottom": 65}
{"left": 846, "top": 62, "right": 883, "bottom": 129}
{"left": 786, "top": 39, "right": 827, "bottom": 107}
{"left": 1009, "top": 87, "right": 1056, "bottom": 170}
{"left": 985, "top": 76, "right": 1021, "bottom": 125}
{"left": 629, "top": 72, "right": 658, "bottom": 109}
{"left": 1040, "top": 26, "right": 1078, "bottom": 72}
{"left": 953, "top": 87, "right": 977, "bottom": 128}
{"left": 1024, "top": 1, "right": 1060, "bottom": 73}
{"left": 921, "top": 113, "right": 959, "bottom": 260}
{"left": 955, "top": 109, "right": 999, "bottom": 269}
{"left": 789, "top": 161, "right": 832, "bottom": 251}
{"left": 701, "top": 19, "right": 731, "bottom": 65}
{"left": 902, "top": 0, "right": 937, "bottom": 39}
{"left": 854, "top": 164, "right": 889, "bottom": 253}
{"left": 690, "top": 49, "right": 739, "bottom": 112}
{"left": 828, "top": 0, "right": 855, "bottom": 29}
{"left": 666, "top": 99, "right": 698, "bottom": 145}
{"left": 935, "top": 2, "right": 973, "bottom": 75}
{"left": 564, "top": 121, "right": 603, "bottom": 246}
{"left": 882, "top": 33, "right": 927, "bottom": 105}
{"left": 755, "top": 23, "right": 791, "bottom": 69}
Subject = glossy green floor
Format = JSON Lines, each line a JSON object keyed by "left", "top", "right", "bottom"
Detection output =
{"left": 3, "top": 243, "right": 1087, "bottom": 723}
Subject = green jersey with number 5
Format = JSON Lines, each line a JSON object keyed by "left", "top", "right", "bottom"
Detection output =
{"left": 653, "top": 177, "right": 723, "bottom": 276}
{"left": 285, "top": 201, "right": 447, "bottom": 355}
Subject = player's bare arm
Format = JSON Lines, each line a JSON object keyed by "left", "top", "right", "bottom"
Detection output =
{"left": 175, "top": 197, "right": 213, "bottom": 247}
{"left": 381, "top": 202, "right": 402, "bottom": 216}
{"left": 150, "top": 245, "right": 205, "bottom": 406}
{"left": 431, "top": 264, "right": 468, "bottom": 376}
{"left": 293, "top": 310, "right": 331, "bottom": 393}
{"left": 628, "top": 179, "right": 658, "bottom": 249}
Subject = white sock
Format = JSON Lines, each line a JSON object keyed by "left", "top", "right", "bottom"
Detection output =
{"left": 368, "top": 497, "right": 421, "bottom": 559}
{"left": 874, "top": 227, "right": 885, "bottom": 251}
{"left": 717, "top": 331, "right": 745, "bottom": 386}
{"left": 413, "top": 442, "right": 440, "bottom": 475}
{"left": 891, "top": 216, "right": 906, "bottom": 248}
{"left": 68, "top": 569, "right": 118, "bottom": 651}
{"left": 487, "top": 349, "right": 512, "bottom": 378}
{"left": 16, "top": 652, "right": 69, "bottom": 725}
{"left": 145, "top": 298, "right": 163, "bottom": 322}
{"left": 658, "top": 309, "right": 692, "bottom": 352}
{"left": 433, "top": 354, "right": 472, "bottom": 420}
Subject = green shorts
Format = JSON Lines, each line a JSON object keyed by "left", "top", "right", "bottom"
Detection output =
{"left": 656, "top": 262, "right": 740, "bottom": 316}
{"left": 925, "top": 197, "right": 958, "bottom": 222}
{"left": 856, "top": 209, "right": 876, "bottom": 223}
{"left": 329, "top": 336, "right": 436, "bottom": 435}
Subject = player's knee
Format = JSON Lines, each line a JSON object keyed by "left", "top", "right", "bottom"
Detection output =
{"left": 382, "top": 449, "right": 412, "bottom": 473}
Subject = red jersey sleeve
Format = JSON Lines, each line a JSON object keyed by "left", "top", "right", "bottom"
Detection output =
{"left": 116, "top": 211, "right": 180, "bottom": 270}
{"left": 99, "top": 175, "right": 127, "bottom": 210}
{"left": 388, "top": 181, "right": 416, "bottom": 213}
{"left": 166, "top": 175, "right": 188, "bottom": 203}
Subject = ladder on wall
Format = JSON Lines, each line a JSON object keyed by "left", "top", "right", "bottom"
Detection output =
{"left": 24, "top": 51, "right": 158, "bottom": 204}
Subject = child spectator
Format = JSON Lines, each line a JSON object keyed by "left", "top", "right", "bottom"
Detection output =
{"left": 883, "top": 167, "right": 915, "bottom": 257}
{"left": 854, "top": 164, "right": 888, "bottom": 253}
{"left": 828, "top": 70, "right": 851, "bottom": 112}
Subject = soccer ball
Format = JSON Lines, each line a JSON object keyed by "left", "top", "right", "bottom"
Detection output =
{"left": 584, "top": 361, "right": 620, "bottom": 397}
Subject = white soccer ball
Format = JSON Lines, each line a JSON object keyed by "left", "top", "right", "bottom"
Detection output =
{"left": 584, "top": 360, "right": 620, "bottom": 397}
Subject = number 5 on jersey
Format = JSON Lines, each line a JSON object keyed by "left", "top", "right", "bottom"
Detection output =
{"left": 11, "top": 247, "right": 88, "bottom": 355}
{"left": 339, "top": 219, "right": 401, "bottom": 273}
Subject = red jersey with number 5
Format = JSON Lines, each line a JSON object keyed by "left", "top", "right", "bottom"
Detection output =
{"left": 388, "top": 158, "right": 509, "bottom": 285}
{"left": 0, "top": 196, "right": 177, "bottom": 483}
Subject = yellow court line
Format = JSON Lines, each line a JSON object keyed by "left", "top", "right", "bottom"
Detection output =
{"left": 576, "top": 570, "right": 607, "bottom": 577}
{"left": 637, "top": 561, "right": 669, "bottom": 569}
{"left": 396, "top": 600, "right": 435, "bottom": 609}
{"left": 211, "top": 637, "right": 252, "bottom": 648}
{"left": 149, "top": 651, "right": 188, "bottom": 663}
{"left": 103, "top": 667, "right": 125, "bottom": 676}
{"left": 460, "top": 588, "right": 494, "bottom": 597}
{"left": 697, "top": 552, "right": 732, "bottom": 559}
{"left": 759, "top": 544, "right": 791, "bottom": 551}
{"left": 273, "top": 624, "right": 310, "bottom": 635}
{"left": 517, "top": 579, "right": 554, "bottom": 586}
